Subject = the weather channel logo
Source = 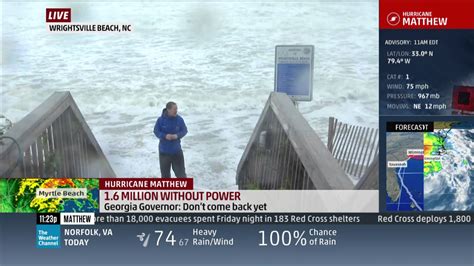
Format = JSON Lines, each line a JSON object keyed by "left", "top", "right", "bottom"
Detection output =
{"left": 386, "top": 11, "right": 448, "bottom": 27}
{"left": 36, "top": 225, "right": 61, "bottom": 249}
{"left": 387, "top": 12, "right": 401, "bottom": 26}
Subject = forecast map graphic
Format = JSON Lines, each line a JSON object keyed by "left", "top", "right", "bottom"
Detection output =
{"left": 0, "top": 178, "right": 99, "bottom": 213}
{"left": 386, "top": 122, "right": 473, "bottom": 211}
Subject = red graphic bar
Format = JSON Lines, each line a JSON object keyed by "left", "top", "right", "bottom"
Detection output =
{"left": 99, "top": 178, "right": 193, "bottom": 190}
{"left": 46, "top": 8, "right": 72, "bottom": 23}
{"left": 408, "top": 155, "right": 424, "bottom": 160}
{"left": 380, "top": 0, "right": 474, "bottom": 29}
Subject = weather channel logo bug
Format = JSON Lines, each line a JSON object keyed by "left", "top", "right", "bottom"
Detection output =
{"left": 387, "top": 12, "right": 401, "bottom": 26}
{"left": 46, "top": 8, "right": 71, "bottom": 23}
{"left": 36, "top": 225, "right": 61, "bottom": 249}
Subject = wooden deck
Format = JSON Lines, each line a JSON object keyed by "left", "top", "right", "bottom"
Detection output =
{"left": 0, "top": 92, "right": 115, "bottom": 178}
{"left": 236, "top": 92, "right": 354, "bottom": 190}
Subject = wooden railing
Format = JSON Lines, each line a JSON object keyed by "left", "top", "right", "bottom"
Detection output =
{"left": 327, "top": 117, "right": 379, "bottom": 190}
{"left": 0, "top": 92, "right": 115, "bottom": 178}
{"left": 327, "top": 117, "right": 379, "bottom": 180}
{"left": 236, "top": 92, "right": 354, "bottom": 190}
{"left": 354, "top": 159, "right": 378, "bottom": 190}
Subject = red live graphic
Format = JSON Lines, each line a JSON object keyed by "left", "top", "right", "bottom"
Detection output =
{"left": 46, "top": 8, "right": 71, "bottom": 23}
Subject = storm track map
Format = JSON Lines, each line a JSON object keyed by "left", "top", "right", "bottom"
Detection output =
{"left": 386, "top": 132, "right": 424, "bottom": 211}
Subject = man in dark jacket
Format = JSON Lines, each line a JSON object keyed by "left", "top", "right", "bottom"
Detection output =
{"left": 153, "top": 102, "right": 188, "bottom": 178}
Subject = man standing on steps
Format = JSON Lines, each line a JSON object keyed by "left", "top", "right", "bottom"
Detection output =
{"left": 153, "top": 101, "right": 188, "bottom": 178}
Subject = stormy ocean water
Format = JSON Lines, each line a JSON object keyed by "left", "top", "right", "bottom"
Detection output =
{"left": 1, "top": 1, "right": 378, "bottom": 189}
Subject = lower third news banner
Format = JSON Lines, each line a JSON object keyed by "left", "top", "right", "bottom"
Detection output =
{"left": 0, "top": 178, "right": 472, "bottom": 265}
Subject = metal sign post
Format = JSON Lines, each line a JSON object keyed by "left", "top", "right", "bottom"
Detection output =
{"left": 274, "top": 45, "right": 314, "bottom": 102}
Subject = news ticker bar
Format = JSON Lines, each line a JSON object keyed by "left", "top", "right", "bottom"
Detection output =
{"left": 34, "top": 212, "right": 473, "bottom": 248}
{"left": 37, "top": 213, "right": 473, "bottom": 226}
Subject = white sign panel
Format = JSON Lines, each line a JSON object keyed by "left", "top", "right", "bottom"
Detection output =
{"left": 274, "top": 45, "right": 314, "bottom": 101}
